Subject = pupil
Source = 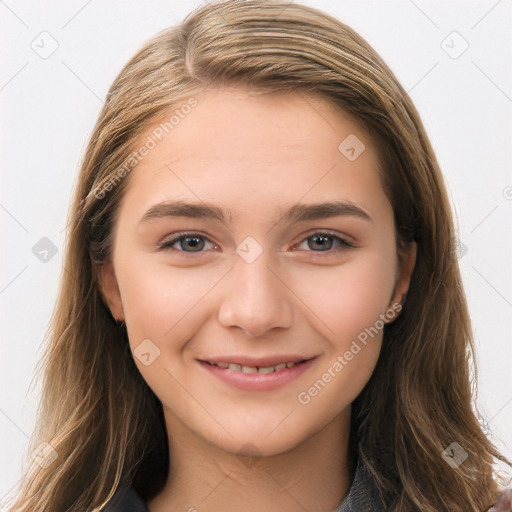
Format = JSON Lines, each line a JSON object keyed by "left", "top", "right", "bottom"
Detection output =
{"left": 309, "top": 235, "right": 332, "bottom": 251}
{"left": 183, "top": 237, "right": 204, "bottom": 251}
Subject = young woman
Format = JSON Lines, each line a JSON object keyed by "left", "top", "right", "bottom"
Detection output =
{"left": 7, "top": 1, "right": 511, "bottom": 511}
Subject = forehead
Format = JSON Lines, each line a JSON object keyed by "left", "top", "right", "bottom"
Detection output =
{"left": 119, "top": 86, "right": 385, "bottom": 217}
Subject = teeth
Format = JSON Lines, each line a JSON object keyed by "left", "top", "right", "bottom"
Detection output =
{"left": 215, "top": 361, "right": 298, "bottom": 373}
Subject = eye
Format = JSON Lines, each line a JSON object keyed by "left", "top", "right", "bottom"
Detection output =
{"left": 158, "top": 231, "right": 354, "bottom": 255}
{"left": 294, "top": 232, "right": 354, "bottom": 253}
{"left": 158, "top": 232, "right": 217, "bottom": 253}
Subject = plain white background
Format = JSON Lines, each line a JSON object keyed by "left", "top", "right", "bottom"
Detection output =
{"left": 1, "top": 0, "right": 511, "bottom": 503}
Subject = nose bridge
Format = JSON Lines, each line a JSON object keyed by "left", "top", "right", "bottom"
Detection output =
{"left": 233, "top": 250, "right": 277, "bottom": 299}
{"left": 217, "top": 247, "right": 293, "bottom": 335}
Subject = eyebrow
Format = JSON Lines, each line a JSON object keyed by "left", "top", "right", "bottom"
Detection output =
{"left": 139, "top": 200, "right": 372, "bottom": 226}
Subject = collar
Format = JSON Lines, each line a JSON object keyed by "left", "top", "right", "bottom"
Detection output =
{"left": 333, "top": 448, "right": 385, "bottom": 512}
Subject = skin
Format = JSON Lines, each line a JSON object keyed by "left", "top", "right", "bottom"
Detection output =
{"left": 100, "top": 86, "right": 416, "bottom": 512}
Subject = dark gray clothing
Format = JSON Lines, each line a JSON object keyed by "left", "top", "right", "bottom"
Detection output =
{"left": 334, "top": 450, "right": 384, "bottom": 511}
{"left": 102, "top": 486, "right": 149, "bottom": 512}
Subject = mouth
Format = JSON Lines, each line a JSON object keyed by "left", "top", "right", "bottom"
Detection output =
{"left": 197, "top": 355, "right": 318, "bottom": 391}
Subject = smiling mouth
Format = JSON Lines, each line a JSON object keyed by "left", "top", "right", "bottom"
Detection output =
{"left": 200, "top": 358, "right": 313, "bottom": 374}
{"left": 197, "top": 356, "right": 318, "bottom": 391}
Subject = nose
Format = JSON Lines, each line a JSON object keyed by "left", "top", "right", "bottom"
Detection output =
{"left": 217, "top": 252, "right": 294, "bottom": 337}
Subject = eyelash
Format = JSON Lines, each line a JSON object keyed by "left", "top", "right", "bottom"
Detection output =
{"left": 157, "top": 231, "right": 355, "bottom": 256}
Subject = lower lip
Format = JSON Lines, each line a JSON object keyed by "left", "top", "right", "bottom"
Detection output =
{"left": 198, "top": 358, "right": 316, "bottom": 391}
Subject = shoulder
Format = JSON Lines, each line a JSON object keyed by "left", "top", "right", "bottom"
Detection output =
{"left": 101, "top": 486, "right": 149, "bottom": 512}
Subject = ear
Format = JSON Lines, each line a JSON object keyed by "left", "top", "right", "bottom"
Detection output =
{"left": 98, "top": 261, "right": 125, "bottom": 322}
{"left": 388, "top": 241, "right": 417, "bottom": 316}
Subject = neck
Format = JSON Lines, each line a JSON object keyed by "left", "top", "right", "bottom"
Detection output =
{"left": 147, "top": 408, "right": 354, "bottom": 512}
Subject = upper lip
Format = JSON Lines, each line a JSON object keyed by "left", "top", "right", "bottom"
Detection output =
{"left": 198, "top": 355, "right": 318, "bottom": 367}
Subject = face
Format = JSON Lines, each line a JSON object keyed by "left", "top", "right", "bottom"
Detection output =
{"left": 100, "top": 86, "right": 415, "bottom": 458}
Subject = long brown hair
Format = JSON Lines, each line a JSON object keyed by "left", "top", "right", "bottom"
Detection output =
{"left": 6, "top": 1, "right": 510, "bottom": 510}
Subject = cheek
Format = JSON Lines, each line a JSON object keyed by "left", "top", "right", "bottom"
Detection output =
{"left": 290, "top": 251, "right": 396, "bottom": 344}
{"left": 292, "top": 258, "right": 394, "bottom": 416}
{"left": 116, "top": 253, "right": 220, "bottom": 336}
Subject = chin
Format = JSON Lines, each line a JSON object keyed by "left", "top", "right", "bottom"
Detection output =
{"left": 205, "top": 421, "right": 316, "bottom": 459}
